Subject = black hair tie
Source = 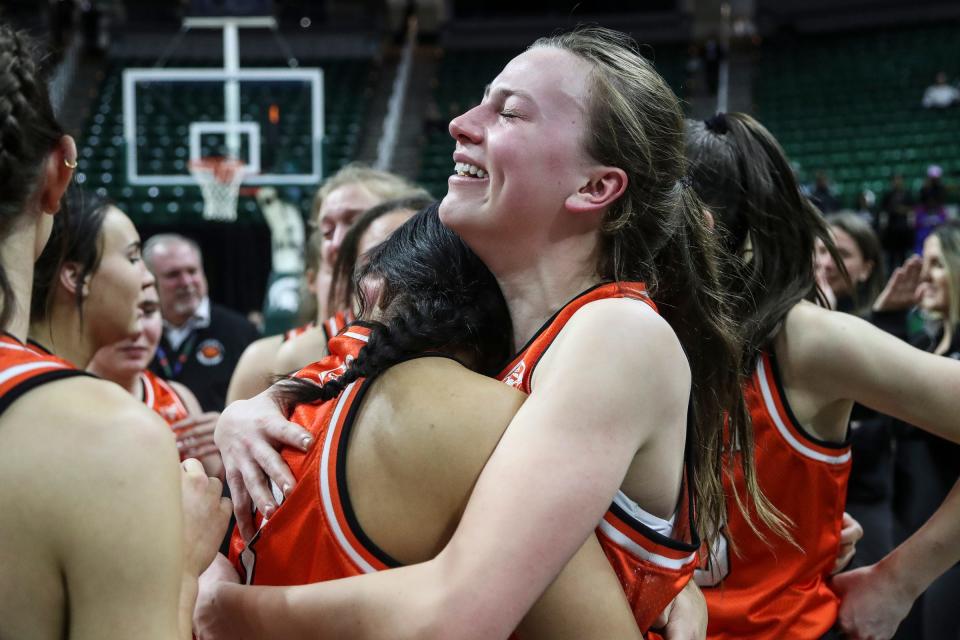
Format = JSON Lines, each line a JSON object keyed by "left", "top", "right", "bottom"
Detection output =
{"left": 704, "top": 113, "right": 729, "bottom": 135}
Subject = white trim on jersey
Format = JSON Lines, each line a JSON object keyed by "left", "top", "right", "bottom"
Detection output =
{"left": 140, "top": 372, "right": 156, "bottom": 409}
{"left": 0, "top": 360, "right": 67, "bottom": 385}
{"left": 341, "top": 331, "right": 369, "bottom": 342}
{"left": 326, "top": 317, "right": 338, "bottom": 338}
{"left": 756, "top": 357, "right": 851, "bottom": 465}
{"left": 317, "top": 381, "right": 378, "bottom": 573}
{"left": 597, "top": 518, "right": 697, "bottom": 571}
{"left": 0, "top": 342, "right": 28, "bottom": 352}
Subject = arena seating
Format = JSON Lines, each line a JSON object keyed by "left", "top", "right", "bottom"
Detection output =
{"left": 755, "top": 24, "right": 960, "bottom": 207}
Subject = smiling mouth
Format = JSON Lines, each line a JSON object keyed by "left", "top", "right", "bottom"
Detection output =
{"left": 454, "top": 162, "right": 487, "bottom": 179}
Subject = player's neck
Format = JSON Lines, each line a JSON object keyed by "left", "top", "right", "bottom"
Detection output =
{"left": 473, "top": 225, "right": 602, "bottom": 351}
{"left": 28, "top": 302, "right": 96, "bottom": 368}
{"left": 495, "top": 255, "right": 601, "bottom": 352}
{"left": 0, "top": 226, "right": 39, "bottom": 342}
{"left": 88, "top": 362, "right": 140, "bottom": 396}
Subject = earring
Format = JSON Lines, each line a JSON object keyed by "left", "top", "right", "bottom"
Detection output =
{"left": 64, "top": 158, "right": 78, "bottom": 169}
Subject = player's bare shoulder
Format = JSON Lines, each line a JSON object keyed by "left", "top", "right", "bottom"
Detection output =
{"left": 273, "top": 326, "right": 328, "bottom": 376}
{"left": 542, "top": 296, "right": 689, "bottom": 393}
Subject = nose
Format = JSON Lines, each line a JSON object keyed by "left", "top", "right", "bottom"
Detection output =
{"left": 140, "top": 262, "right": 156, "bottom": 290}
{"left": 449, "top": 104, "right": 483, "bottom": 145}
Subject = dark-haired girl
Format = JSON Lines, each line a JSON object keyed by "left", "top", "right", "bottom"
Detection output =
{"left": 684, "top": 112, "right": 960, "bottom": 640}
{"left": 211, "top": 26, "right": 755, "bottom": 639}
{"left": 0, "top": 25, "right": 228, "bottom": 639}
{"left": 29, "top": 190, "right": 155, "bottom": 366}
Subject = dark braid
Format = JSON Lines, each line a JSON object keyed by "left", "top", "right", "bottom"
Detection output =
{"left": 275, "top": 202, "right": 512, "bottom": 412}
{"left": 0, "top": 25, "right": 65, "bottom": 330}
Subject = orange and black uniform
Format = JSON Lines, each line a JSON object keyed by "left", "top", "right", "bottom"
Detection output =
{"left": 321, "top": 310, "right": 354, "bottom": 343}
{"left": 228, "top": 327, "right": 380, "bottom": 585}
{"left": 282, "top": 322, "right": 314, "bottom": 343}
{"left": 0, "top": 334, "right": 89, "bottom": 416}
{"left": 697, "top": 350, "right": 851, "bottom": 640}
{"left": 139, "top": 368, "right": 189, "bottom": 426}
{"left": 497, "top": 282, "right": 700, "bottom": 633}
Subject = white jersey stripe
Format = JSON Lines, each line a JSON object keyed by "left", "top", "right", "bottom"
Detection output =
{"left": 317, "top": 381, "right": 377, "bottom": 573}
{"left": 0, "top": 360, "right": 67, "bottom": 385}
{"left": 756, "top": 357, "right": 851, "bottom": 465}
{"left": 597, "top": 518, "right": 697, "bottom": 570}
{"left": 341, "top": 331, "right": 369, "bottom": 342}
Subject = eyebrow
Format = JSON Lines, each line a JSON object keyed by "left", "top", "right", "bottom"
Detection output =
{"left": 483, "top": 84, "right": 534, "bottom": 103}
{"left": 127, "top": 241, "right": 142, "bottom": 252}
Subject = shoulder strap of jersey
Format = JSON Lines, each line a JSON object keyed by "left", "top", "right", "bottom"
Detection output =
{"left": 0, "top": 336, "right": 90, "bottom": 417}
{"left": 498, "top": 281, "right": 654, "bottom": 392}
{"left": 751, "top": 350, "right": 851, "bottom": 463}
{"left": 320, "top": 351, "right": 466, "bottom": 572}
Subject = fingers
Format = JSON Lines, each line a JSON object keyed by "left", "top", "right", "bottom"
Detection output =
{"left": 840, "top": 512, "right": 864, "bottom": 544}
{"left": 263, "top": 416, "right": 314, "bottom": 452}
{"left": 177, "top": 429, "right": 217, "bottom": 449}
{"left": 652, "top": 597, "right": 673, "bottom": 629}
{"left": 218, "top": 495, "right": 233, "bottom": 526}
{"left": 180, "top": 445, "right": 221, "bottom": 461}
{"left": 226, "top": 466, "right": 256, "bottom": 542}
{"left": 832, "top": 542, "right": 857, "bottom": 574}
{"left": 234, "top": 446, "right": 278, "bottom": 520}
{"left": 249, "top": 438, "right": 296, "bottom": 500}
{"left": 182, "top": 457, "right": 206, "bottom": 475}
{"left": 175, "top": 414, "right": 219, "bottom": 434}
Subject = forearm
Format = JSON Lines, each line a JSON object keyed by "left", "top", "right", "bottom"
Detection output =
{"left": 878, "top": 478, "right": 960, "bottom": 599}
{"left": 179, "top": 574, "right": 199, "bottom": 640}
{"left": 212, "top": 564, "right": 448, "bottom": 640}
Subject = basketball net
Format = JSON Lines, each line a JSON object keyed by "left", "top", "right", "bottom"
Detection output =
{"left": 189, "top": 157, "right": 246, "bottom": 222}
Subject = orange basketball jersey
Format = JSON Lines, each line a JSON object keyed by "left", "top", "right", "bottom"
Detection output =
{"left": 697, "top": 350, "right": 851, "bottom": 639}
{"left": 321, "top": 309, "right": 355, "bottom": 343}
{"left": 228, "top": 327, "right": 377, "bottom": 584}
{"left": 0, "top": 334, "right": 88, "bottom": 416}
{"left": 282, "top": 321, "right": 314, "bottom": 343}
{"left": 139, "top": 369, "right": 189, "bottom": 427}
{"left": 497, "top": 282, "right": 701, "bottom": 633}
{"left": 227, "top": 327, "right": 528, "bottom": 638}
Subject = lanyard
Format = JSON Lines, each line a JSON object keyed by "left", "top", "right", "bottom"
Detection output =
{"left": 156, "top": 332, "right": 197, "bottom": 379}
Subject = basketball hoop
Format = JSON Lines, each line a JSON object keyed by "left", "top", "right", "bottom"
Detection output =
{"left": 189, "top": 157, "right": 247, "bottom": 222}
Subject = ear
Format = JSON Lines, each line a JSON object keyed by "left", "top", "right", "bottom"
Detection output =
{"left": 39, "top": 135, "right": 77, "bottom": 215}
{"left": 860, "top": 260, "right": 874, "bottom": 282}
{"left": 565, "top": 166, "right": 628, "bottom": 214}
{"left": 59, "top": 261, "right": 89, "bottom": 299}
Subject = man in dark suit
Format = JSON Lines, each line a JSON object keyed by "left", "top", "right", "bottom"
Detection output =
{"left": 144, "top": 234, "right": 260, "bottom": 412}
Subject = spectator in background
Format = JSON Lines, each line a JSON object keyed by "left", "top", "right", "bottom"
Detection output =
{"left": 816, "top": 214, "right": 899, "bottom": 574}
{"left": 812, "top": 170, "right": 840, "bottom": 213}
{"left": 880, "top": 174, "right": 915, "bottom": 269}
{"left": 893, "top": 222, "right": 960, "bottom": 639}
{"left": 921, "top": 71, "right": 959, "bottom": 109}
{"left": 144, "top": 234, "right": 259, "bottom": 411}
{"left": 853, "top": 189, "right": 876, "bottom": 227}
{"left": 817, "top": 212, "right": 885, "bottom": 316}
{"left": 915, "top": 165, "right": 948, "bottom": 255}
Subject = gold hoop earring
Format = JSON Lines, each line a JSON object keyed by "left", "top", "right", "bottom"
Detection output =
{"left": 64, "top": 158, "right": 78, "bottom": 169}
